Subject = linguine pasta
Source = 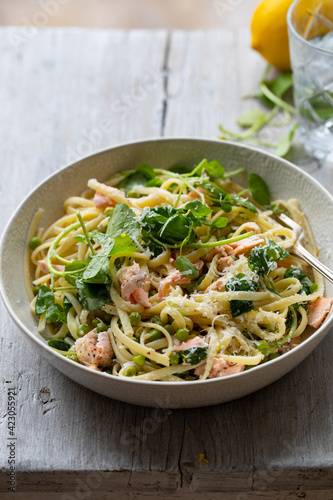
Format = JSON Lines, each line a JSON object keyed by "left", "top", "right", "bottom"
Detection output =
{"left": 27, "top": 159, "right": 331, "bottom": 382}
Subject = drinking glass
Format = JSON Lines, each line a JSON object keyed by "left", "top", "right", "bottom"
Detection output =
{"left": 287, "top": 0, "right": 333, "bottom": 161}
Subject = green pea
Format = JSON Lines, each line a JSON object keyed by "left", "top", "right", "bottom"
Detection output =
{"left": 164, "top": 324, "right": 175, "bottom": 335}
{"left": 33, "top": 285, "right": 40, "bottom": 295}
{"left": 169, "top": 352, "right": 180, "bottom": 365}
{"left": 176, "top": 328, "right": 189, "bottom": 342}
{"left": 91, "top": 318, "right": 100, "bottom": 328}
{"left": 150, "top": 314, "right": 162, "bottom": 323}
{"left": 129, "top": 312, "right": 141, "bottom": 325}
{"left": 123, "top": 366, "right": 137, "bottom": 377}
{"left": 96, "top": 322, "right": 108, "bottom": 333}
{"left": 104, "top": 207, "right": 114, "bottom": 216}
{"left": 29, "top": 237, "right": 42, "bottom": 250}
{"left": 149, "top": 329, "right": 163, "bottom": 341}
{"left": 103, "top": 313, "right": 112, "bottom": 323}
{"left": 76, "top": 324, "right": 90, "bottom": 337}
{"left": 133, "top": 354, "right": 145, "bottom": 367}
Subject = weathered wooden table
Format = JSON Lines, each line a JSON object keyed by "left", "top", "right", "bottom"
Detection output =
{"left": 1, "top": 27, "right": 333, "bottom": 500}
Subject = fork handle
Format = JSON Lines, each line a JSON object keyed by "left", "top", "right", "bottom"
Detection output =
{"left": 291, "top": 243, "right": 333, "bottom": 285}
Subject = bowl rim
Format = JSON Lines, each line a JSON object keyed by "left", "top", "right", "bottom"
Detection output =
{"left": 1, "top": 136, "right": 333, "bottom": 388}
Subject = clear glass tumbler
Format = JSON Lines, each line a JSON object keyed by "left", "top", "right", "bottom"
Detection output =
{"left": 287, "top": 0, "right": 333, "bottom": 161}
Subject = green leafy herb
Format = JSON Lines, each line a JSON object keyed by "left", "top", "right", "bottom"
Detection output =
{"left": 47, "top": 339, "right": 70, "bottom": 351}
{"left": 75, "top": 280, "right": 110, "bottom": 311}
{"left": 175, "top": 256, "right": 199, "bottom": 279}
{"left": 107, "top": 203, "right": 140, "bottom": 241}
{"left": 145, "top": 178, "right": 163, "bottom": 188}
{"left": 82, "top": 237, "right": 114, "bottom": 281}
{"left": 249, "top": 240, "right": 289, "bottom": 275}
{"left": 275, "top": 124, "right": 298, "bottom": 157}
{"left": 204, "top": 160, "right": 225, "bottom": 179}
{"left": 35, "top": 285, "right": 66, "bottom": 323}
{"left": 179, "top": 346, "right": 208, "bottom": 365}
{"left": 225, "top": 273, "right": 259, "bottom": 318}
{"left": 248, "top": 173, "right": 271, "bottom": 206}
{"left": 184, "top": 200, "right": 212, "bottom": 222}
{"left": 118, "top": 163, "right": 155, "bottom": 194}
{"left": 284, "top": 267, "right": 318, "bottom": 295}
{"left": 237, "top": 109, "right": 267, "bottom": 128}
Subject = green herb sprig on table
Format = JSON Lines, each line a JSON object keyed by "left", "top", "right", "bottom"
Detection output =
{"left": 219, "top": 68, "right": 298, "bottom": 157}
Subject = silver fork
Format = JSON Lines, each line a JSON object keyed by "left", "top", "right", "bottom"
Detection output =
{"left": 277, "top": 213, "right": 333, "bottom": 285}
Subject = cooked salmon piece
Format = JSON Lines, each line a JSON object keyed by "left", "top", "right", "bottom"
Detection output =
{"left": 172, "top": 336, "right": 208, "bottom": 352}
{"left": 194, "top": 358, "right": 244, "bottom": 378}
{"left": 93, "top": 192, "right": 116, "bottom": 211}
{"left": 119, "top": 263, "right": 151, "bottom": 308}
{"left": 76, "top": 329, "right": 114, "bottom": 370}
{"left": 237, "top": 222, "right": 261, "bottom": 235}
{"left": 158, "top": 260, "right": 204, "bottom": 299}
{"left": 226, "top": 235, "right": 263, "bottom": 256}
{"left": 307, "top": 297, "right": 333, "bottom": 329}
{"left": 205, "top": 277, "right": 226, "bottom": 293}
{"left": 217, "top": 256, "right": 234, "bottom": 272}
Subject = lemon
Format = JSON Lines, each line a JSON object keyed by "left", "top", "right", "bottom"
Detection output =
{"left": 251, "top": 0, "right": 293, "bottom": 71}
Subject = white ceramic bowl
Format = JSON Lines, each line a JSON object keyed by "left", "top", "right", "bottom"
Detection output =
{"left": 1, "top": 138, "right": 333, "bottom": 408}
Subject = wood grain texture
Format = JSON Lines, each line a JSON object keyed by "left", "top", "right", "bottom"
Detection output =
{"left": 0, "top": 27, "right": 333, "bottom": 499}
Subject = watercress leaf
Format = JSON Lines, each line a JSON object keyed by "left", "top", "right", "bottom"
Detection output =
{"left": 159, "top": 213, "right": 190, "bottom": 242}
{"left": 184, "top": 200, "right": 212, "bottom": 223}
{"left": 268, "top": 72, "right": 293, "bottom": 98}
{"left": 179, "top": 347, "right": 208, "bottom": 365}
{"left": 35, "top": 285, "right": 55, "bottom": 316}
{"left": 45, "top": 303, "right": 67, "bottom": 323}
{"left": 47, "top": 339, "right": 70, "bottom": 351}
{"left": 232, "top": 194, "right": 258, "bottom": 214}
{"left": 74, "top": 235, "right": 88, "bottom": 244}
{"left": 75, "top": 279, "right": 110, "bottom": 311}
{"left": 175, "top": 256, "right": 199, "bottom": 279}
{"left": 118, "top": 164, "right": 155, "bottom": 194}
{"left": 248, "top": 240, "right": 288, "bottom": 275}
{"left": 212, "top": 217, "right": 228, "bottom": 229}
{"left": 169, "top": 165, "right": 193, "bottom": 174}
{"left": 145, "top": 178, "right": 162, "bottom": 187}
{"left": 110, "top": 234, "right": 136, "bottom": 258}
{"left": 225, "top": 273, "right": 259, "bottom": 318}
{"left": 63, "top": 296, "right": 72, "bottom": 314}
{"left": 275, "top": 124, "right": 298, "bottom": 157}
{"left": 88, "top": 230, "right": 111, "bottom": 246}
{"left": 65, "top": 261, "right": 87, "bottom": 273}
{"left": 196, "top": 180, "right": 226, "bottom": 201}
{"left": 205, "top": 160, "right": 225, "bottom": 179}
{"left": 284, "top": 267, "right": 317, "bottom": 295}
{"left": 237, "top": 109, "right": 267, "bottom": 128}
{"left": 135, "top": 163, "right": 155, "bottom": 179}
{"left": 82, "top": 239, "right": 115, "bottom": 280}
{"left": 82, "top": 260, "right": 111, "bottom": 285}
{"left": 107, "top": 203, "right": 140, "bottom": 241}
{"left": 248, "top": 173, "right": 271, "bottom": 206}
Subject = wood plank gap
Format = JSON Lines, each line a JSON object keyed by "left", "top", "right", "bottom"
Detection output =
{"left": 160, "top": 31, "right": 171, "bottom": 137}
